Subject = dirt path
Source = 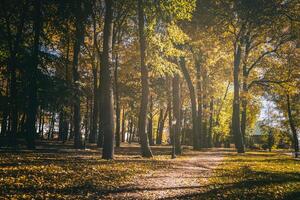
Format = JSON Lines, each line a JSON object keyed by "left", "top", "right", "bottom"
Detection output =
{"left": 102, "top": 151, "right": 224, "bottom": 200}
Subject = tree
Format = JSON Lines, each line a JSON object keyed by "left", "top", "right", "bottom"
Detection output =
{"left": 73, "top": 0, "right": 85, "bottom": 149}
{"left": 137, "top": 0, "right": 153, "bottom": 158}
{"left": 172, "top": 73, "right": 181, "bottom": 155}
{"left": 101, "top": 0, "right": 115, "bottom": 159}
{"left": 24, "top": 0, "right": 43, "bottom": 149}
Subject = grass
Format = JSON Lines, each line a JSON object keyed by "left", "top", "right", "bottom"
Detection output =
{"left": 0, "top": 148, "right": 171, "bottom": 199}
{"left": 200, "top": 151, "right": 300, "bottom": 200}
{"left": 1, "top": 145, "right": 299, "bottom": 200}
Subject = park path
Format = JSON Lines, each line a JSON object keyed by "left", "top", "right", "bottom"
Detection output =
{"left": 102, "top": 151, "right": 224, "bottom": 200}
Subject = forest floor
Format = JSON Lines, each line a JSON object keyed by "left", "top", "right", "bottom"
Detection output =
{"left": 0, "top": 142, "right": 299, "bottom": 200}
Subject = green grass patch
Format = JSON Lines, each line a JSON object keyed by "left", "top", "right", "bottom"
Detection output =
{"left": 204, "top": 152, "right": 300, "bottom": 200}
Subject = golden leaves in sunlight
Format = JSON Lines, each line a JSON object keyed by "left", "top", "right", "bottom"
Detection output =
{"left": 0, "top": 152, "right": 168, "bottom": 200}
{"left": 206, "top": 152, "right": 300, "bottom": 200}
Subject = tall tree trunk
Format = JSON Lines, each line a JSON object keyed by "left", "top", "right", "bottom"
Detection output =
{"left": 137, "top": 0, "right": 153, "bottom": 157}
{"left": 179, "top": 57, "right": 199, "bottom": 150}
{"left": 156, "top": 108, "right": 163, "bottom": 145}
{"left": 195, "top": 59, "right": 203, "bottom": 148}
{"left": 8, "top": 2, "right": 28, "bottom": 147}
{"left": 101, "top": 0, "right": 115, "bottom": 159}
{"left": 207, "top": 97, "right": 214, "bottom": 148}
{"left": 287, "top": 94, "right": 299, "bottom": 158}
{"left": 168, "top": 78, "right": 173, "bottom": 145}
{"left": 73, "top": 0, "right": 85, "bottom": 149}
{"left": 172, "top": 74, "right": 181, "bottom": 155}
{"left": 202, "top": 67, "right": 208, "bottom": 148}
{"left": 147, "top": 95, "right": 154, "bottom": 146}
{"left": 114, "top": 53, "right": 121, "bottom": 147}
{"left": 25, "top": 0, "right": 43, "bottom": 149}
{"left": 89, "top": 16, "right": 99, "bottom": 144}
{"left": 121, "top": 108, "right": 126, "bottom": 142}
{"left": 232, "top": 44, "right": 245, "bottom": 153}
{"left": 241, "top": 66, "right": 248, "bottom": 146}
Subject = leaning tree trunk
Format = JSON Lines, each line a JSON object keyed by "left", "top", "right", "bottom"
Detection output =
{"left": 73, "top": 0, "right": 85, "bottom": 149}
{"left": 172, "top": 74, "right": 181, "bottom": 155}
{"left": 179, "top": 57, "right": 199, "bottom": 150}
{"left": 137, "top": 0, "right": 153, "bottom": 157}
{"left": 25, "top": 0, "right": 43, "bottom": 149}
{"left": 287, "top": 94, "right": 299, "bottom": 158}
{"left": 232, "top": 44, "right": 245, "bottom": 153}
{"left": 100, "top": 0, "right": 115, "bottom": 159}
{"left": 156, "top": 107, "right": 168, "bottom": 145}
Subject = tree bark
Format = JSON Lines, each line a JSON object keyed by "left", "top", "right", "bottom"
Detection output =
{"left": 147, "top": 95, "right": 154, "bottom": 146}
{"left": 137, "top": 0, "right": 153, "bottom": 158}
{"left": 121, "top": 108, "right": 126, "bottom": 142}
{"left": 73, "top": 0, "right": 85, "bottom": 149}
{"left": 25, "top": 0, "right": 43, "bottom": 149}
{"left": 156, "top": 107, "right": 168, "bottom": 145}
{"left": 101, "top": 0, "right": 115, "bottom": 159}
{"left": 287, "top": 94, "right": 299, "bottom": 158}
{"left": 241, "top": 61, "right": 248, "bottom": 146}
{"left": 195, "top": 59, "right": 203, "bottom": 148}
{"left": 172, "top": 74, "right": 181, "bottom": 155}
{"left": 232, "top": 43, "right": 245, "bottom": 153}
{"left": 7, "top": 2, "right": 28, "bottom": 147}
{"left": 89, "top": 12, "right": 99, "bottom": 144}
{"left": 114, "top": 53, "right": 121, "bottom": 147}
{"left": 207, "top": 97, "right": 214, "bottom": 148}
{"left": 179, "top": 57, "right": 199, "bottom": 150}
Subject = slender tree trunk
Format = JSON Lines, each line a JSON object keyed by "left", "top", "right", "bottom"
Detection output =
{"left": 101, "top": 0, "right": 115, "bottom": 159}
{"left": 128, "top": 118, "right": 133, "bottom": 143}
{"left": 179, "top": 57, "right": 199, "bottom": 150}
{"left": 156, "top": 108, "right": 163, "bottom": 145}
{"left": 41, "top": 113, "right": 44, "bottom": 139}
{"left": 202, "top": 69, "right": 208, "bottom": 148}
{"left": 58, "top": 111, "right": 64, "bottom": 141}
{"left": 147, "top": 95, "right": 154, "bottom": 146}
{"left": 89, "top": 17, "right": 99, "bottom": 144}
{"left": 207, "top": 97, "right": 214, "bottom": 148}
{"left": 73, "top": 0, "right": 85, "bottom": 149}
{"left": 195, "top": 59, "right": 203, "bottom": 148}
{"left": 137, "top": 0, "right": 152, "bottom": 157}
{"left": 232, "top": 44, "right": 245, "bottom": 153}
{"left": 114, "top": 53, "right": 121, "bottom": 147}
{"left": 1, "top": 110, "right": 8, "bottom": 136}
{"left": 172, "top": 74, "right": 181, "bottom": 155}
{"left": 287, "top": 94, "right": 299, "bottom": 158}
{"left": 38, "top": 109, "right": 43, "bottom": 136}
{"left": 121, "top": 108, "right": 125, "bottom": 142}
{"left": 168, "top": 80, "right": 173, "bottom": 145}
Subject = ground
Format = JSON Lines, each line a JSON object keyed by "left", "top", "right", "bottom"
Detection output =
{"left": 0, "top": 142, "right": 299, "bottom": 200}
